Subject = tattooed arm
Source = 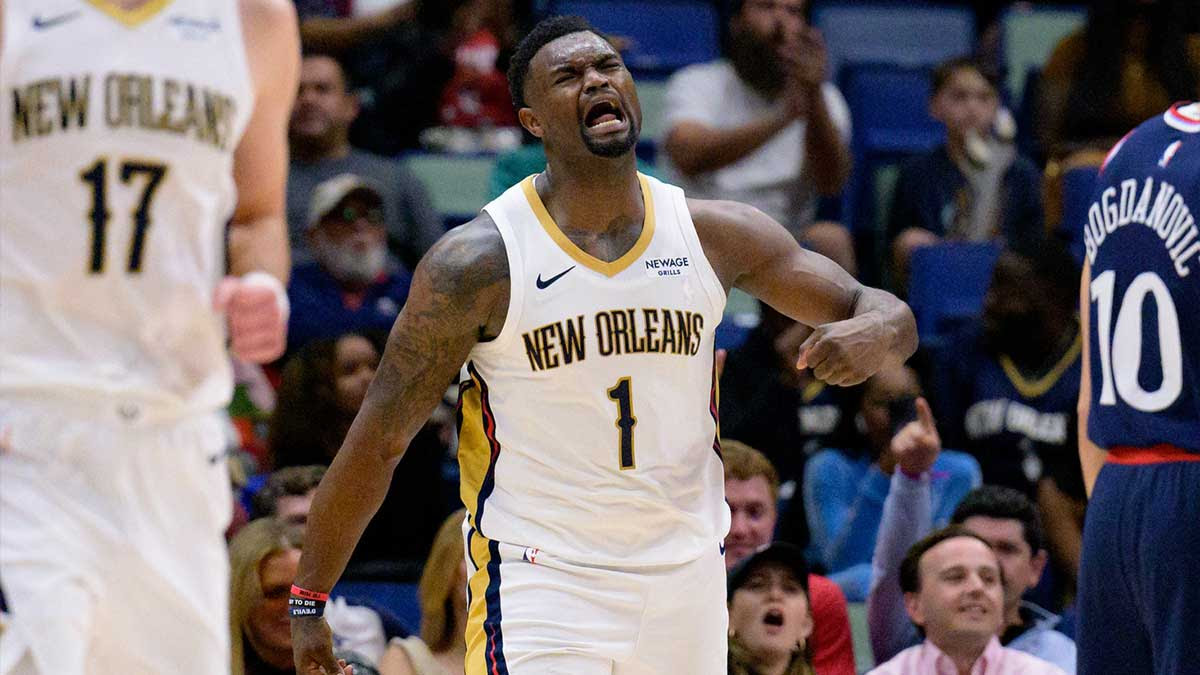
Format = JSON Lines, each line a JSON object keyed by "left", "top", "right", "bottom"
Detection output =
{"left": 291, "top": 214, "right": 509, "bottom": 674}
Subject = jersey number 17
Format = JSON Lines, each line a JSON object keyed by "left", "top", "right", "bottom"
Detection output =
{"left": 80, "top": 157, "right": 168, "bottom": 274}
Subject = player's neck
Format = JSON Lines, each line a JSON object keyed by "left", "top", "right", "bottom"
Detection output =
{"left": 98, "top": 0, "right": 161, "bottom": 10}
{"left": 539, "top": 154, "right": 643, "bottom": 235}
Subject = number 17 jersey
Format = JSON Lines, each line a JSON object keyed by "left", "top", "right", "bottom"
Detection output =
{"left": 459, "top": 174, "right": 730, "bottom": 567}
{"left": 0, "top": 0, "right": 254, "bottom": 417}
{"left": 1084, "top": 102, "right": 1200, "bottom": 453}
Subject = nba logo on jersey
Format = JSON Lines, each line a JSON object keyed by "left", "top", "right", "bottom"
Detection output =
{"left": 1158, "top": 140, "right": 1182, "bottom": 168}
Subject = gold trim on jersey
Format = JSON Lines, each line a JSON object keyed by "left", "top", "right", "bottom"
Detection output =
{"left": 464, "top": 528, "right": 494, "bottom": 675}
{"left": 84, "top": 0, "right": 174, "bottom": 27}
{"left": 521, "top": 173, "right": 656, "bottom": 277}
{"left": 458, "top": 380, "right": 489, "bottom": 531}
{"left": 999, "top": 334, "right": 1082, "bottom": 399}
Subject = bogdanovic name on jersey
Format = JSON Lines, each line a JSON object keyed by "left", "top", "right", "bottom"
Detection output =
{"left": 1083, "top": 176, "right": 1200, "bottom": 278}
{"left": 9, "top": 73, "right": 238, "bottom": 150}
{"left": 522, "top": 307, "right": 706, "bottom": 372}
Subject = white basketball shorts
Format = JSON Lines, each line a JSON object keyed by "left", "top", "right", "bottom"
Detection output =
{"left": 0, "top": 398, "right": 233, "bottom": 675}
{"left": 462, "top": 521, "right": 728, "bottom": 675}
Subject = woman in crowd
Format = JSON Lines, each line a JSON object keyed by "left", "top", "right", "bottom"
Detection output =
{"left": 379, "top": 510, "right": 469, "bottom": 675}
{"left": 269, "top": 332, "right": 381, "bottom": 468}
{"left": 728, "top": 543, "right": 818, "bottom": 675}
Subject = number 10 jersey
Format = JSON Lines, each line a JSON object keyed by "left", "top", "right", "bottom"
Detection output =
{"left": 459, "top": 174, "right": 730, "bottom": 566}
{"left": 1084, "top": 103, "right": 1200, "bottom": 453}
{"left": 0, "top": 0, "right": 254, "bottom": 418}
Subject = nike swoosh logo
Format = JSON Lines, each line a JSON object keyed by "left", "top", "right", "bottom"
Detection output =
{"left": 535, "top": 265, "right": 575, "bottom": 289}
{"left": 32, "top": 10, "right": 80, "bottom": 30}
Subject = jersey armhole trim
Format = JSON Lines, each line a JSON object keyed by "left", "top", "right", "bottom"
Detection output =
{"left": 476, "top": 206, "right": 525, "bottom": 352}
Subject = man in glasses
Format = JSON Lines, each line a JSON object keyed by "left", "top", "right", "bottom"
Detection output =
{"left": 287, "top": 173, "right": 414, "bottom": 353}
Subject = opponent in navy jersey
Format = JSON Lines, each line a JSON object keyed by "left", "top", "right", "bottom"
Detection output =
{"left": 293, "top": 16, "right": 917, "bottom": 675}
{"left": 1076, "top": 102, "right": 1200, "bottom": 675}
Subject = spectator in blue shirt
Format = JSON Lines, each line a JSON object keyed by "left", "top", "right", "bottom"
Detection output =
{"left": 287, "top": 174, "right": 413, "bottom": 355}
{"left": 804, "top": 364, "right": 980, "bottom": 601}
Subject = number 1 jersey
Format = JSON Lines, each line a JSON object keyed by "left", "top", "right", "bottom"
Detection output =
{"left": 459, "top": 174, "right": 730, "bottom": 566}
{"left": 1084, "top": 102, "right": 1200, "bottom": 453}
{"left": 0, "top": 0, "right": 254, "bottom": 416}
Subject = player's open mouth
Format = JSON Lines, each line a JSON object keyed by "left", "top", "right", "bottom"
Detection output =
{"left": 583, "top": 99, "right": 627, "bottom": 132}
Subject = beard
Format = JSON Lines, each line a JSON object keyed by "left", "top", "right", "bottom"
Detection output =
{"left": 727, "top": 25, "right": 787, "bottom": 97}
{"left": 313, "top": 235, "right": 387, "bottom": 286}
{"left": 579, "top": 116, "right": 640, "bottom": 158}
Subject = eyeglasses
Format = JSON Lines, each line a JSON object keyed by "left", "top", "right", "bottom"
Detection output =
{"left": 325, "top": 206, "right": 385, "bottom": 226}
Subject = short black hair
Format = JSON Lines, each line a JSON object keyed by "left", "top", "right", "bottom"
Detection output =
{"left": 900, "top": 525, "right": 996, "bottom": 594}
{"left": 931, "top": 56, "right": 1001, "bottom": 96}
{"left": 507, "top": 15, "right": 598, "bottom": 109}
{"left": 951, "top": 485, "right": 1047, "bottom": 554}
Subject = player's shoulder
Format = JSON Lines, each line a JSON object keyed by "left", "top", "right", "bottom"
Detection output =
{"left": 420, "top": 211, "right": 509, "bottom": 288}
{"left": 1103, "top": 103, "right": 1200, "bottom": 172}
{"left": 686, "top": 197, "right": 774, "bottom": 235}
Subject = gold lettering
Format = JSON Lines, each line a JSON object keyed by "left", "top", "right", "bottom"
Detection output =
{"left": 611, "top": 309, "right": 631, "bottom": 355}
{"left": 57, "top": 76, "right": 90, "bottom": 131}
{"left": 595, "top": 312, "right": 615, "bottom": 356}
{"left": 522, "top": 331, "right": 545, "bottom": 371}
{"left": 660, "top": 309, "right": 677, "bottom": 354}
{"left": 642, "top": 309, "right": 661, "bottom": 353}
{"left": 537, "top": 324, "right": 560, "bottom": 369}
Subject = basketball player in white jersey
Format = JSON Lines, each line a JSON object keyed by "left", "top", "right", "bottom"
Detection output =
{"left": 291, "top": 16, "right": 915, "bottom": 675}
{"left": 0, "top": 0, "right": 298, "bottom": 673}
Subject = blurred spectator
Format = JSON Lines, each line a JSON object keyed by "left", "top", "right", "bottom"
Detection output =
{"left": 866, "top": 527, "right": 1066, "bottom": 675}
{"left": 720, "top": 304, "right": 863, "bottom": 493}
{"left": 934, "top": 244, "right": 1086, "bottom": 586}
{"left": 438, "top": 0, "right": 519, "bottom": 129}
{"left": 251, "top": 465, "right": 327, "bottom": 526}
{"left": 662, "top": 0, "right": 857, "bottom": 274}
{"left": 869, "top": 486, "right": 1077, "bottom": 672}
{"left": 289, "top": 53, "right": 441, "bottom": 269}
{"left": 378, "top": 510, "right": 469, "bottom": 674}
{"left": 271, "top": 333, "right": 380, "bottom": 468}
{"left": 727, "top": 543, "right": 818, "bottom": 675}
{"left": 293, "top": 0, "right": 416, "bottom": 54}
{"left": 723, "top": 440, "right": 856, "bottom": 675}
{"left": 269, "top": 332, "right": 453, "bottom": 575}
{"left": 888, "top": 58, "right": 1042, "bottom": 291}
{"left": 287, "top": 175, "right": 413, "bottom": 354}
{"left": 229, "top": 518, "right": 397, "bottom": 674}
{"left": 1038, "top": 0, "right": 1200, "bottom": 159}
{"left": 804, "top": 365, "right": 980, "bottom": 601}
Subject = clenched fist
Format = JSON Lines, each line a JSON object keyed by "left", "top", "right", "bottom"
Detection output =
{"left": 214, "top": 271, "right": 289, "bottom": 363}
{"left": 795, "top": 314, "right": 896, "bottom": 386}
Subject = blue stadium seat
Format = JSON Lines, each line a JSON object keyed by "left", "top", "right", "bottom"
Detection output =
{"left": 549, "top": 0, "right": 720, "bottom": 74}
{"left": 812, "top": 2, "right": 973, "bottom": 73}
{"left": 840, "top": 63, "right": 942, "bottom": 157}
{"left": 332, "top": 581, "right": 422, "bottom": 635}
{"left": 837, "top": 62, "right": 943, "bottom": 281}
{"left": 1060, "top": 165, "right": 1100, "bottom": 262}
{"left": 908, "top": 242, "right": 1001, "bottom": 346}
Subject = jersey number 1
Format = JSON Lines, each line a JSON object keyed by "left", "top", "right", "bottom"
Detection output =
{"left": 80, "top": 158, "right": 168, "bottom": 274}
{"left": 607, "top": 377, "right": 637, "bottom": 470}
{"left": 1091, "top": 270, "right": 1183, "bottom": 412}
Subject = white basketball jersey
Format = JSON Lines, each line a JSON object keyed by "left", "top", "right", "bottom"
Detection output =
{"left": 459, "top": 174, "right": 730, "bottom": 566}
{"left": 0, "top": 0, "right": 254, "bottom": 418}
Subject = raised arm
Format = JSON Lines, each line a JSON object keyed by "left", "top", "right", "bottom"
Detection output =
{"left": 290, "top": 216, "right": 509, "bottom": 674}
{"left": 691, "top": 199, "right": 916, "bottom": 385}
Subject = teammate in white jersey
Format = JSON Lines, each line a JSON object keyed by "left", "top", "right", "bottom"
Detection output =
{"left": 0, "top": 0, "right": 298, "bottom": 673}
{"left": 291, "top": 16, "right": 916, "bottom": 675}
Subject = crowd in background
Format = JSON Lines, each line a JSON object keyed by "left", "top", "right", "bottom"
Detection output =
{"left": 221, "top": 0, "right": 1200, "bottom": 673}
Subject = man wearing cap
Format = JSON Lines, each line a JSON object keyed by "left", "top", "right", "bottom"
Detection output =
{"left": 287, "top": 173, "right": 413, "bottom": 354}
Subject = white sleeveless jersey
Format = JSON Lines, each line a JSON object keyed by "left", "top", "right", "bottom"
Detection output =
{"left": 0, "top": 0, "right": 254, "bottom": 417}
{"left": 459, "top": 174, "right": 730, "bottom": 566}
